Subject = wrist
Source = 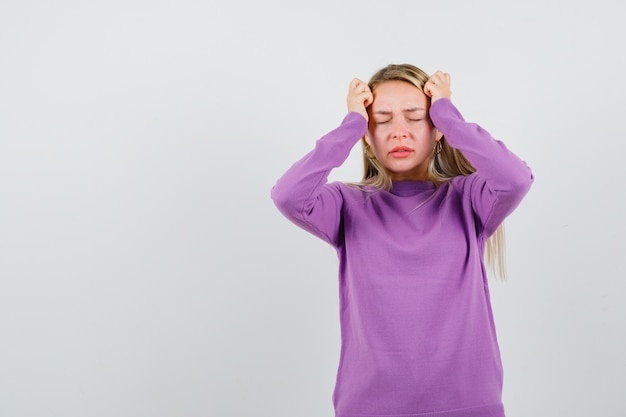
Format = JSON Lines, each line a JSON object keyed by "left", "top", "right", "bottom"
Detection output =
{"left": 430, "top": 95, "right": 450, "bottom": 105}
{"left": 347, "top": 107, "right": 368, "bottom": 121}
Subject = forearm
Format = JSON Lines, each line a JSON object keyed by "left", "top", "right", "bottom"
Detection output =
{"left": 270, "top": 112, "right": 367, "bottom": 241}
{"left": 430, "top": 98, "right": 533, "bottom": 194}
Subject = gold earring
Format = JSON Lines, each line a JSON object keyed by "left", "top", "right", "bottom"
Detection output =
{"left": 434, "top": 141, "right": 442, "bottom": 155}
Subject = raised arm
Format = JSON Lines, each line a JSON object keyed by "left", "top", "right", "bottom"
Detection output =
{"left": 270, "top": 79, "right": 371, "bottom": 246}
{"left": 426, "top": 71, "right": 534, "bottom": 236}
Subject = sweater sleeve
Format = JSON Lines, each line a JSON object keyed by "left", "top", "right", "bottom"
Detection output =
{"left": 270, "top": 112, "right": 368, "bottom": 247}
{"left": 430, "top": 98, "right": 534, "bottom": 237}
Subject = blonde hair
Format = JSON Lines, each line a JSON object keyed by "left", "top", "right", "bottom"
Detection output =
{"left": 360, "top": 64, "right": 507, "bottom": 280}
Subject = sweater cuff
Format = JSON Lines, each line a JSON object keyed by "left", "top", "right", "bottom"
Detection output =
{"left": 342, "top": 112, "right": 368, "bottom": 136}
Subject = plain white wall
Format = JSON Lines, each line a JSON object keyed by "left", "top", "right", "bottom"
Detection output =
{"left": 1, "top": 1, "right": 624, "bottom": 416}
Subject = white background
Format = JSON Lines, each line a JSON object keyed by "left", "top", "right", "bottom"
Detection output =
{"left": 1, "top": 1, "right": 624, "bottom": 416}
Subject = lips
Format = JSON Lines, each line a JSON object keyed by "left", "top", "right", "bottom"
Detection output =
{"left": 389, "top": 146, "right": 413, "bottom": 158}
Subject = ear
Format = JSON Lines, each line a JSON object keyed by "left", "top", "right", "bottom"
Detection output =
{"left": 434, "top": 128, "right": 443, "bottom": 142}
{"left": 363, "top": 132, "right": 371, "bottom": 147}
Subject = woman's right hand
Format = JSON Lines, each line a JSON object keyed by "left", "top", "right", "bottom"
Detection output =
{"left": 347, "top": 78, "right": 373, "bottom": 121}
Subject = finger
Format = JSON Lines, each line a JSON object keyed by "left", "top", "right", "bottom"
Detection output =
{"left": 349, "top": 78, "right": 360, "bottom": 92}
{"left": 434, "top": 72, "right": 448, "bottom": 83}
{"left": 437, "top": 72, "right": 450, "bottom": 86}
{"left": 431, "top": 71, "right": 449, "bottom": 85}
{"left": 350, "top": 78, "right": 367, "bottom": 91}
{"left": 423, "top": 84, "right": 433, "bottom": 98}
{"left": 432, "top": 70, "right": 444, "bottom": 79}
{"left": 362, "top": 91, "right": 374, "bottom": 107}
{"left": 354, "top": 90, "right": 371, "bottom": 102}
{"left": 356, "top": 85, "right": 366, "bottom": 94}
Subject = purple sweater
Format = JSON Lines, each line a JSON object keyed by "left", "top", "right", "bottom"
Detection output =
{"left": 271, "top": 99, "right": 533, "bottom": 417}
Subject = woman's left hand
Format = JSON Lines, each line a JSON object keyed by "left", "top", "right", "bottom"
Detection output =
{"left": 424, "top": 71, "right": 452, "bottom": 103}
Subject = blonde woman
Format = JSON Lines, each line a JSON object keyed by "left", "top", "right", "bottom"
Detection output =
{"left": 271, "top": 64, "right": 533, "bottom": 417}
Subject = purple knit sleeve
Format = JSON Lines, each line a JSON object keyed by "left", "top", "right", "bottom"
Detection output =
{"left": 430, "top": 98, "right": 534, "bottom": 237}
{"left": 270, "top": 112, "right": 368, "bottom": 246}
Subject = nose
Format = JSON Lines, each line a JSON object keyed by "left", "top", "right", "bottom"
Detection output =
{"left": 390, "top": 119, "right": 409, "bottom": 139}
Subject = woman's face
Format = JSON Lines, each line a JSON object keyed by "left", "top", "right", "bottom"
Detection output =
{"left": 366, "top": 80, "right": 441, "bottom": 181}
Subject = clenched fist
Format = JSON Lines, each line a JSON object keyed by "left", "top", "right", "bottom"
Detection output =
{"left": 346, "top": 78, "right": 373, "bottom": 121}
{"left": 424, "top": 71, "right": 452, "bottom": 104}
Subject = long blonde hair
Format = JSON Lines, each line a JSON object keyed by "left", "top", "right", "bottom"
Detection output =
{"left": 360, "top": 64, "right": 507, "bottom": 280}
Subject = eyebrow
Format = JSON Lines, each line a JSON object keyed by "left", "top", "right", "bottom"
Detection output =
{"left": 373, "top": 107, "right": 425, "bottom": 115}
